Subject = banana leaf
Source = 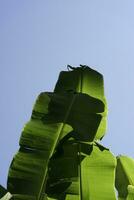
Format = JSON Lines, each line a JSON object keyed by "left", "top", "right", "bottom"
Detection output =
{"left": 7, "top": 66, "right": 108, "bottom": 199}
{"left": 46, "top": 142, "right": 116, "bottom": 200}
{"left": 7, "top": 92, "right": 105, "bottom": 199}
{"left": 115, "top": 155, "right": 134, "bottom": 199}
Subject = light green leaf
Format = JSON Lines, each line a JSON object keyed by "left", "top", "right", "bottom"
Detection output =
{"left": 81, "top": 144, "right": 116, "bottom": 200}
{"left": 115, "top": 155, "right": 134, "bottom": 199}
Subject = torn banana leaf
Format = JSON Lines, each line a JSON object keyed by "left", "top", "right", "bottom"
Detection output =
{"left": 7, "top": 66, "right": 108, "bottom": 199}
{"left": 7, "top": 91, "right": 105, "bottom": 199}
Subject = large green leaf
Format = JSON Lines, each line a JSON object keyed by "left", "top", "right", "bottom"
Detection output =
{"left": 115, "top": 155, "right": 134, "bottom": 199}
{"left": 7, "top": 92, "right": 72, "bottom": 200}
{"left": 46, "top": 142, "right": 116, "bottom": 200}
{"left": 7, "top": 66, "right": 108, "bottom": 199}
{"left": 7, "top": 93, "right": 105, "bottom": 199}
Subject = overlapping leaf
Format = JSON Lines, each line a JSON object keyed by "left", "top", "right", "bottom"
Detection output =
{"left": 7, "top": 66, "right": 110, "bottom": 200}
{"left": 46, "top": 142, "right": 116, "bottom": 200}
{"left": 7, "top": 91, "right": 105, "bottom": 199}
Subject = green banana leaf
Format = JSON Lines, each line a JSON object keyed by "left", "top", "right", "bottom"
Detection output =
{"left": 46, "top": 142, "right": 116, "bottom": 200}
{"left": 7, "top": 92, "right": 72, "bottom": 200}
{"left": 7, "top": 93, "right": 105, "bottom": 199}
{"left": 115, "top": 155, "right": 134, "bottom": 199}
{"left": 7, "top": 66, "right": 108, "bottom": 199}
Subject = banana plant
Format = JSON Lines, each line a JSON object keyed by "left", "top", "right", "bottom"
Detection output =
{"left": 0, "top": 65, "right": 134, "bottom": 200}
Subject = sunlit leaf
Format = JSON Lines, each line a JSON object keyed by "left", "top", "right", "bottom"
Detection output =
{"left": 115, "top": 155, "right": 134, "bottom": 199}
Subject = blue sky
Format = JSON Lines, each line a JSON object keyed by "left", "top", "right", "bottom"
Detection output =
{"left": 1, "top": 0, "right": 134, "bottom": 186}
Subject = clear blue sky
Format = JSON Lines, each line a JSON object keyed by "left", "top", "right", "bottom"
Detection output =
{"left": 1, "top": 0, "right": 134, "bottom": 187}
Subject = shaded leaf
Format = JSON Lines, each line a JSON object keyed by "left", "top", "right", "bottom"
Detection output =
{"left": 54, "top": 66, "right": 108, "bottom": 140}
{"left": 44, "top": 92, "right": 105, "bottom": 141}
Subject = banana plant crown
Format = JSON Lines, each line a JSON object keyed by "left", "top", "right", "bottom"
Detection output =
{"left": 0, "top": 65, "right": 134, "bottom": 200}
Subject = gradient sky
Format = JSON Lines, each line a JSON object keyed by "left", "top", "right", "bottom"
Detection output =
{"left": 1, "top": 0, "right": 134, "bottom": 187}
